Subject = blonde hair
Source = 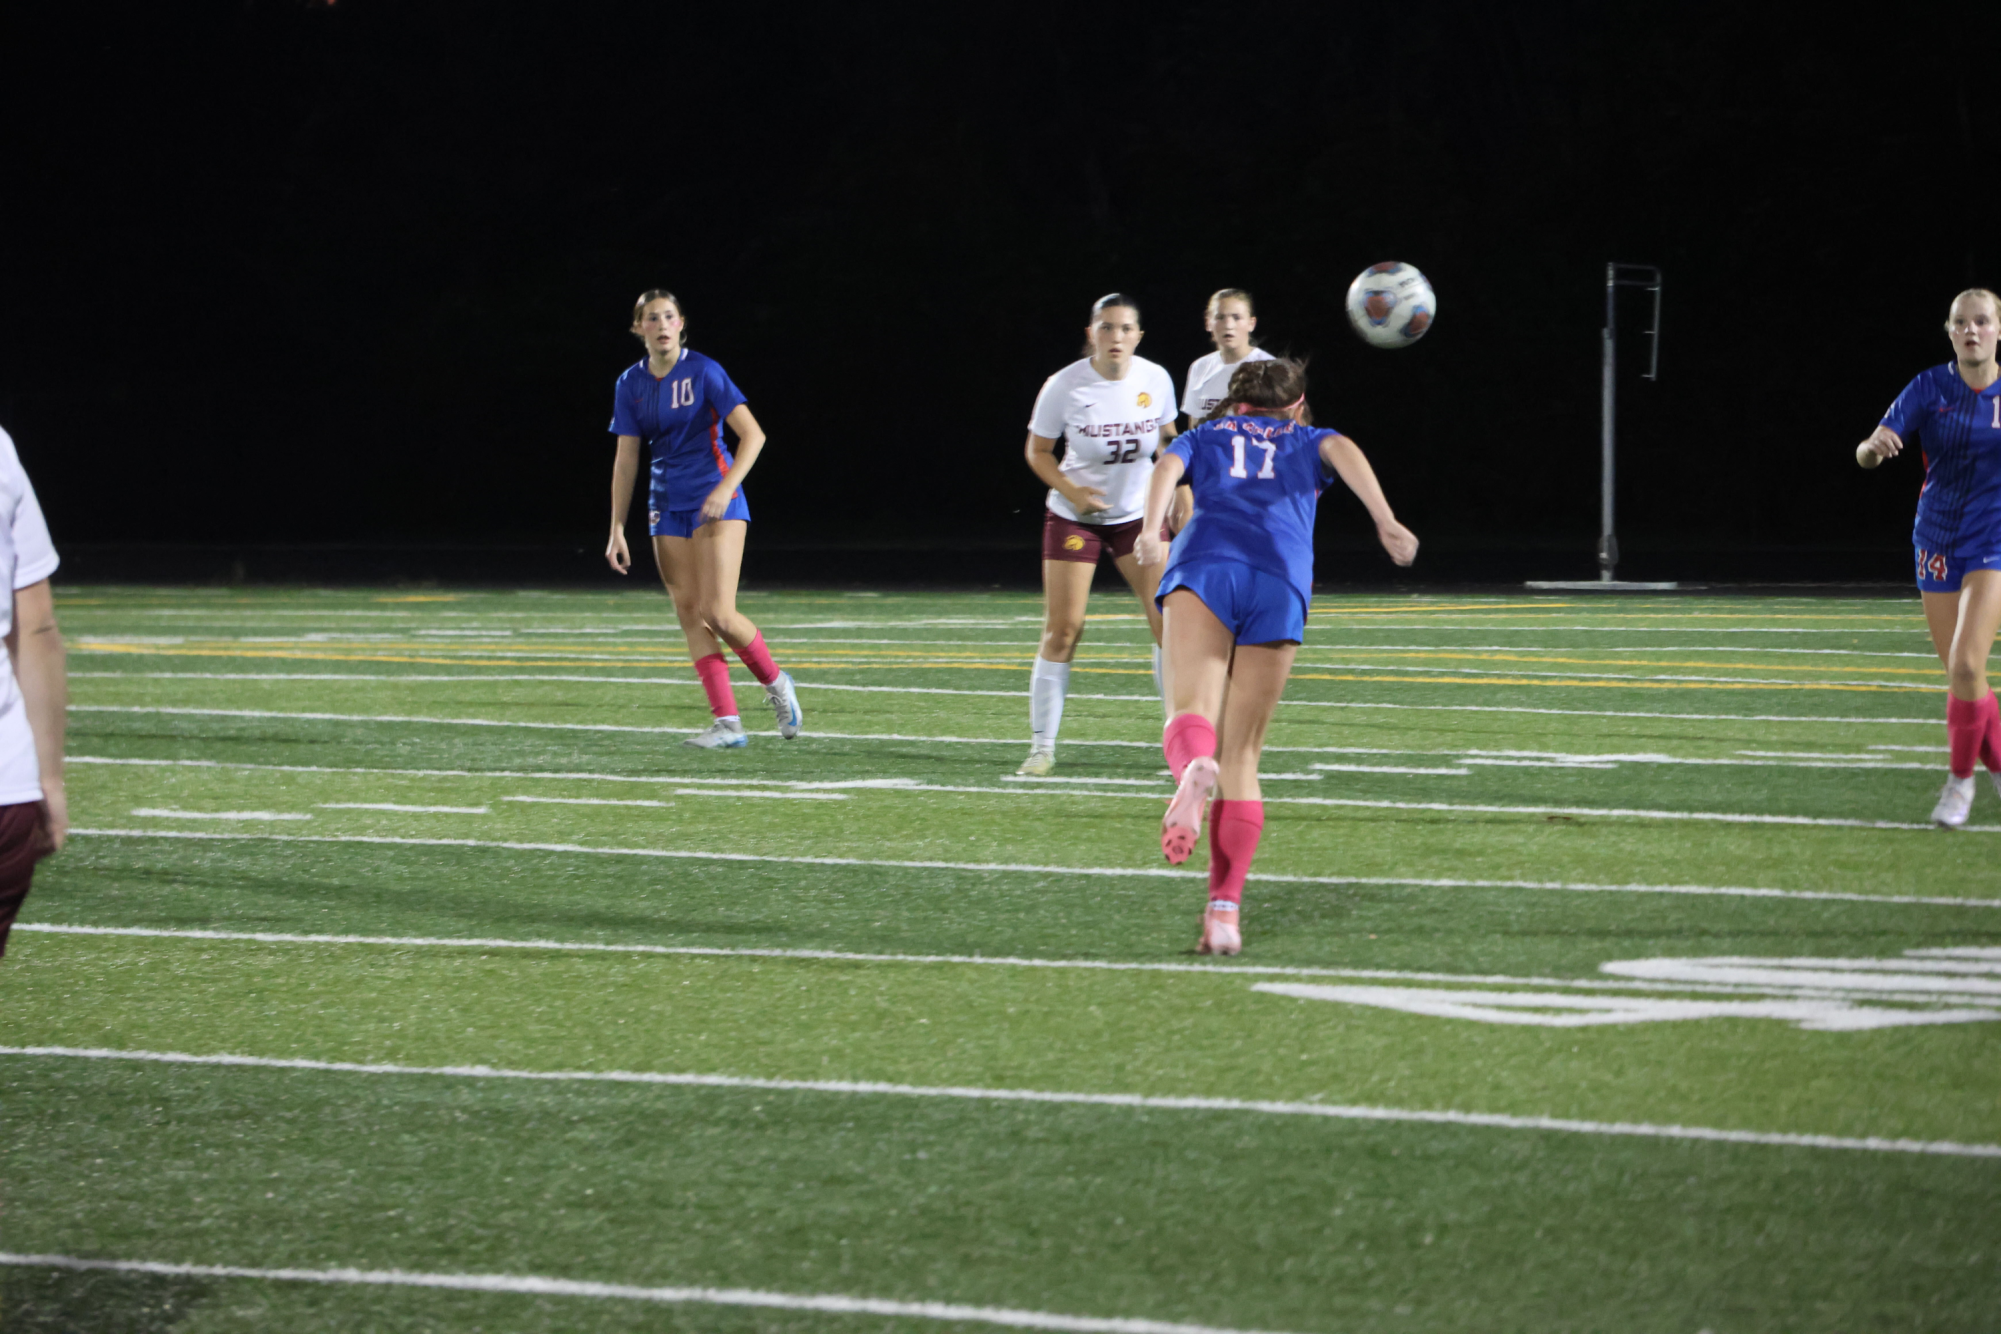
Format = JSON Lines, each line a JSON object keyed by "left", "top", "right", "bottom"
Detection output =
{"left": 630, "top": 289, "right": 687, "bottom": 347}
{"left": 1205, "top": 287, "right": 1255, "bottom": 320}
{"left": 1945, "top": 288, "right": 2001, "bottom": 329}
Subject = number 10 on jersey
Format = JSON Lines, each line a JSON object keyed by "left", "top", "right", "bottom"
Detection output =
{"left": 1229, "top": 435, "right": 1277, "bottom": 479}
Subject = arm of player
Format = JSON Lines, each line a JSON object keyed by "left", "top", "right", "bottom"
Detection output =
{"left": 1320, "top": 434, "right": 1418, "bottom": 567}
{"left": 701, "top": 405, "right": 766, "bottom": 522}
{"left": 1134, "top": 452, "right": 1187, "bottom": 568}
{"left": 1857, "top": 426, "right": 1902, "bottom": 470}
{"left": 606, "top": 434, "right": 642, "bottom": 574}
{"left": 1152, "top": 422, "right": 1194, "bottom": 536}
{"left": 1024, "top": 432, "right": 1108, "bottom": 515}
{"left": 6, "top": 579, "right": 65, "bottom": 854}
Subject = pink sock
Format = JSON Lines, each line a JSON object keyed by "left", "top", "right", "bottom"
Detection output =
{"left": 1207, "top": 800, "right": 1265, "bottom": 907}
{"left": 694, "top": 653, "right": 738, "bottom": 718}
{"left": 1980, "top": 692, "right": 2001, "bottom": 773}
{"left": 1948, "top": 693, "right": 1983, "bottom": 779}
{"left": 731, "top": 630, "right": 780, "bottom": 687}
{"left": 1163, "top": 712, "right": 1217, "bottom": 783}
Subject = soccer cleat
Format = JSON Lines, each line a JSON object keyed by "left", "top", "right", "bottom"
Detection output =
{"left": 1197, "top": 905, "right": 1242, "bottom": 956}
{"left": 765, "top": 670, "right": 804, "bottom": 740}
{"left": 683, "top": 718, "right": 749, "bottom": 750}
{"left": 1017, "top": 746, "right": 1055, "bottom": 777}
{"left": 1932, "top": 774, "right": 1976, "bottom": 827}
{"left": 1161, "top": 755, "right": 1219, "bottom": 865}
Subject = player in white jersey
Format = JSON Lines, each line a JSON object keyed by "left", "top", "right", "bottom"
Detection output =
{"left": 1018, "top": 294, "right": 1179, "bottom": 775}
{"left": 0, "top": 425, "right": 66, "bottom": 959}
{"left": 1182, "top": 288, "right": 1276, "bottom": 424}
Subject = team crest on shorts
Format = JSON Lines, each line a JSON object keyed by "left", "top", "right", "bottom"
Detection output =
{"left": 1136, "top": 392, "right": 1152, "bottom": 408}
{"left": 648, "top": 510, "right": 660, "bottom": 525}
{"left": 1063, "top": 535, "right": 1086, "bottom": 551}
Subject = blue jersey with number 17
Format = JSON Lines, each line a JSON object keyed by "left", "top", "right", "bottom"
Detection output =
{"left": 1161, "top": 414, "right": 1339, "bottom": 610}
{"left": 1881, "top": 362, "right": 2001, "bottom": 554}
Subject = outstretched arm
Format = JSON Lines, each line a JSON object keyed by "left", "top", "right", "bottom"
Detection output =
{"left": 701, "top": 404, "right": 768, "bottom": 522}
{"left": 1134, "top": 452, "right": 1187, "bottom": 568}
{"left": 1320, "top": 433, "right": 1418, "bottom": 566}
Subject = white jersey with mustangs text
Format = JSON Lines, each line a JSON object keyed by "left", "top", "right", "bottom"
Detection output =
{"left": 1029, "top": 356, "right": 1178, "bottom": 526}
{"left": 1183, "top": 347, "right": 1276, "bottom": 423}
{"left": 0, "top": 427, "right": 57, "bottom": 806}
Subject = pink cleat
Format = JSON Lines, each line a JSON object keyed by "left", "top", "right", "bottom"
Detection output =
{"left": 1161, "top": 756, "right": 1219, "bottom": 865}
{"left": 1197, "top": 905, "right": 1241, "bottom": 956}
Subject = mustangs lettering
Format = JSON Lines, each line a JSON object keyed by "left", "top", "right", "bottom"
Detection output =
{"left": 1028, "top": 355, "right": 1179, "bottom": 525}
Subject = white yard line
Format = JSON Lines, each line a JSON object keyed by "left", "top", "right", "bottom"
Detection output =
{"left": 60, "top": 828, "right": 2001, "bottom": 907}
{"left": 128, "top": 808, "right": 312, "bottom": 821}
{"left": 1, "top": 1046, "right": 1993, "bottom": 1158}
{"left": 24, "top": 923, "right": 1995, "bottom": 1002}
{"left": 65, "top": 702, "right": 1945, "bottom": 733}
{"left": 0, "top": 1253, "right": 1300, "bottom": 1334}
{"left": 318, "top": 803, "right": 490, "bottom": 814}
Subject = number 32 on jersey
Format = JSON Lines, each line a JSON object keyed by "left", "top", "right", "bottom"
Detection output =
{"left": 1228, "top": 434, "right": 1277, "bottom": 479}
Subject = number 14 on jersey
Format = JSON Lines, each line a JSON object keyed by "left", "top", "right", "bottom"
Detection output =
{"left": 1229, "top": 434, "right": 1277, "bottom": 479}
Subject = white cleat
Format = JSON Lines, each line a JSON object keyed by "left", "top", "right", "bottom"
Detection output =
{"left": 765, "top": 670, "right": 804, "bottom": 740}
{"left": 1197, "top": 905, "right": 1242, "bottom": 956}
{"left": 683, "top": 718, "right": 749, "bottom": 750}
{"left": 1932, "top": 774, "right": 1976, "bottom": 827}
{"left": 1017, "top": 746, "right": 1055, "bottom": 777}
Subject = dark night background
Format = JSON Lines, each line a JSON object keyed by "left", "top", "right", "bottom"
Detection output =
{"left": 0, "top": 1, "right": 1986, "bottom": 584}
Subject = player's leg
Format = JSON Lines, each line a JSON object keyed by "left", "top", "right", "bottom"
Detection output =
{"left": 1944, "top": 568, "right": 2001, "bottom": 815}
{"left": 655, "top": 530, "right": 746, "bottom": 750}
{"left": 1198, "top": 638, "right": 1297, "bottom": 955}
{"left": 1158, "top": 586, "right": 1235, "bottom": 867}
{"left": 0, "top": 802, "right": 46, "bottom": 960}
{"left": 689, "top": 514, "right": 802, "bottom": 739}
{"left": 1025, "top": 517, "right": 1099, "bottom": 774}
{"left": 1111, "top": 546, "right": 1169, "bottom": 715}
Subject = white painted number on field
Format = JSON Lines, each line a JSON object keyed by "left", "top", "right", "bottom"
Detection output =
{"left": 1256, "top": 949, "right": 2001, "bottom": 1031}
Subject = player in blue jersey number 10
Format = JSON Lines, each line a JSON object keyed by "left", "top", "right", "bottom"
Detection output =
{"left": 1136, "top": 359, "right": 1417, "bottom": 954}
{"left": 605, "top": 290, "right": 803, "bottom": 749}
{"left": 1857, "top": 288, "right": 2001, "bottom": 825}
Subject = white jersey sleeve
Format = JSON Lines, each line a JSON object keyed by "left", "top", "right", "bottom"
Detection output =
{"left": 0, "top": 427, "right": 56, "bottom": 805}
{"left": 1185, "top": 347, "right": 1276, "bottom": 423}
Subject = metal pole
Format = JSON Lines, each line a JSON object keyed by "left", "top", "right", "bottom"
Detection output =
{"left": 1600, "top": 265, "right": 1617, "bottom": 582}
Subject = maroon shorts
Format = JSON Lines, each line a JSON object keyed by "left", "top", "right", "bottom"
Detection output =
{"left": 1042, "top": 509, "right": 1168, "bottom": 564}
{"left": 0, "top": 801, "right": 48, "bottom": 959}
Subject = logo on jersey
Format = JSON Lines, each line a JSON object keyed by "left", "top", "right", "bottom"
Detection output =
{"left": 1136, "top": 392, "right": 1152, "bottom": 408}
{"left": 1063, "top": 535, "right": 1086, "bottom": 552}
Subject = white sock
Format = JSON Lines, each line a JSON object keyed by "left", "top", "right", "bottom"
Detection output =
{"left": 1151, "top": 645, "right": 1166, "bottom": 719}
{"left": 1030, "top": 655, "right": 1071, "bottom": 747}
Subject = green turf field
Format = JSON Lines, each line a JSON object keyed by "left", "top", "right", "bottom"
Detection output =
{"left": 3, "top": 585, "right": 1998, "bottom": 1332}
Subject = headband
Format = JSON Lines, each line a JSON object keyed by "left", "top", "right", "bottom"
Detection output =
{"left": 1234, "top": 395, "right": 1305, "bottom": 415}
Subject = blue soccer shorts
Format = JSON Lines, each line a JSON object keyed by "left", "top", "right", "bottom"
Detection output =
{"left": 1915, "top": 544, "right": 2001, "bottom": 593}
{"left": 650, "top": 490, "right": 750, "bottom": 538}
{"left": 1158, "top": 558, "right": 1307, "bottom": 644}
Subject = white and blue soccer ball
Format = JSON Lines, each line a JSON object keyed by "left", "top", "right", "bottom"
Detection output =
{"left": 1344, "top": 262, "right": 1436, "bottom": 349}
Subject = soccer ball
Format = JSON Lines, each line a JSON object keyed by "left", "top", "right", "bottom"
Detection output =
{"left": 1344, "top": 262, "right": 1436, "bottom": 349}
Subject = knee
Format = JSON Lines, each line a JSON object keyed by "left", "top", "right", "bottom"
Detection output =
{"left": 1042, "top": 624, "right": 1082, "bottom": 659}
{"left": 1949, "top": 651, "right": 1987, "bottom": 694}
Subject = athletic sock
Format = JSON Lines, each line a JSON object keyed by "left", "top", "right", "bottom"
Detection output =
{"left": 1947, "top": 692, "right": 1983, "bottom": 779}
{"left": 1162, "top": 711, "right": 1217, "bottom": 783}
{"left": 1029, "top": 655, "right": 1071, "bottom": 748}
{"left": 694, "top": 653, "right": 738, "bottom": 719}
{"left": 1981, "top": 691, "right": 2001, "bottom": 773}
{"left": 732, "top": 630, "right": 781, "bottom": 687}
{"left": 1206, "top": 799, "right": 1266, "bottom": 907}
{"left": 1151, "top": 644, "right": 1170, "bottom": 721}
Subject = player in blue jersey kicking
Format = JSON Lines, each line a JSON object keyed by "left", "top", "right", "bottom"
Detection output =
{"left": 1859, "top": 288, "right": 2001, "bottom": 825}
{"left": 1136, "top": 359, "right": 1417, "bottom": 954}
{"left": 605, "top": 289, "right": 802, "bottom": 749}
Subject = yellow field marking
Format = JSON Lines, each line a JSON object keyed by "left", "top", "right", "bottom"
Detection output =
{"left": 1302, "top": 650, "right": 1943, "bottom": 678}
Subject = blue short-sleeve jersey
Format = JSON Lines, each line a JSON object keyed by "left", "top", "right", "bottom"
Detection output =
{"left": 609, "top": 350, "right": 750, "bottom": 512}
{"left": 1160, "top": 414, "right": 1339, "bottom": 609}
{"left": 1881, "top": 363, "right": 2001, "bottom": 554}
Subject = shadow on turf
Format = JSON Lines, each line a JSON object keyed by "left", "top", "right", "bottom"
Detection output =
{"left": 1, "top": 1266, "right": 213, "bottom": 1333}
